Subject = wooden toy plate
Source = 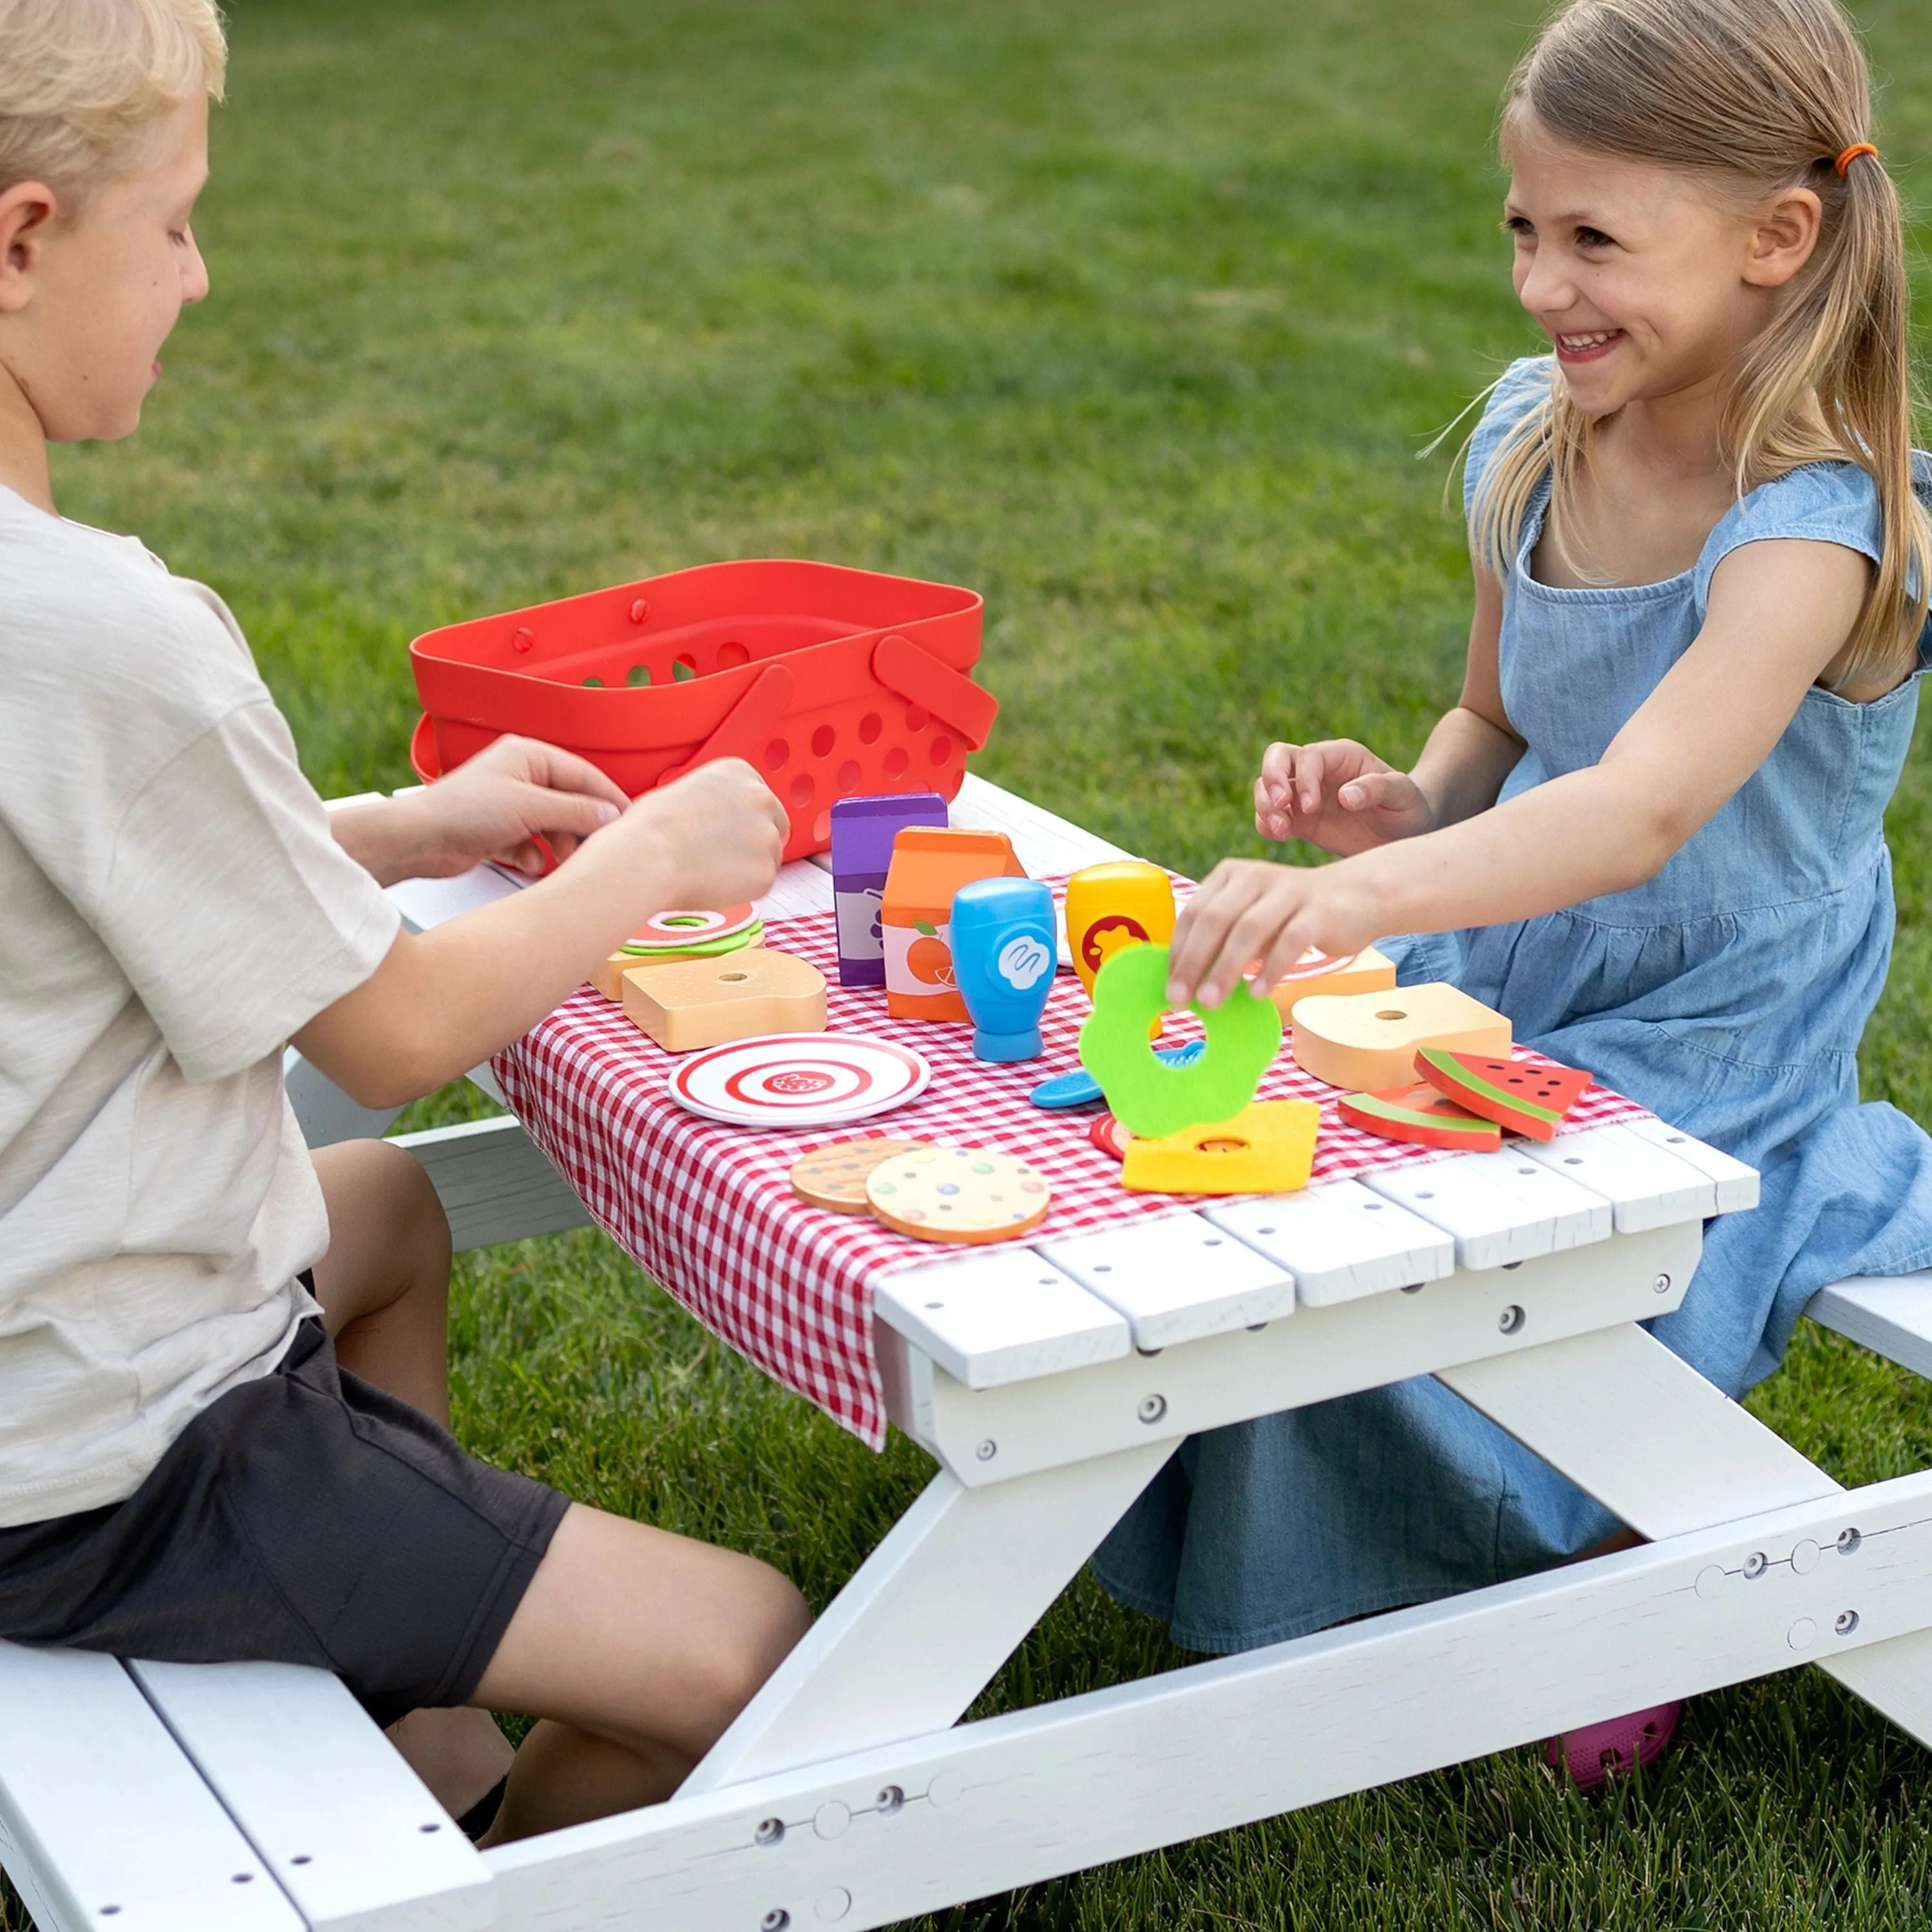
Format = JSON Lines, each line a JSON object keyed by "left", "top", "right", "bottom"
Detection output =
{"left": 667, "top": 1033, "right": 933, "bottom": 1128}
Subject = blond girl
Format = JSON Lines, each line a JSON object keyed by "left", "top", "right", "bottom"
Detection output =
{"left": 1101, "top": 0, "right": 1932, "bottom": 1786}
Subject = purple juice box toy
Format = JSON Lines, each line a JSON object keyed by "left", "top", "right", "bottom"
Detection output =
{"left": 830, "top": 792, "right": 949, "bottom": 987}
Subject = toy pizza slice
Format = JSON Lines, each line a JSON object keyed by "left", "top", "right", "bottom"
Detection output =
{"left": 1338, "top": 1082, "right": 1503, "bottom": 1152}
{"left": 1414, "top": 1049, "right": 1592, "bottom": 1142}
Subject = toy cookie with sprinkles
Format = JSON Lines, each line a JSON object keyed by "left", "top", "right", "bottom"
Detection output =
{"left": 866, "top": 1146, "right": 1052, "bottom": 1244}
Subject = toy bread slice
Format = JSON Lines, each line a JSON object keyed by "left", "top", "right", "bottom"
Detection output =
{"left": 1289, "top": 983, "right": 1510, "bottom": 1092}
{"left": 1338, "top": 1083, "right": 1502, "bottom": 1152}
{"left": 1121, "top": 1099, "right": 1318, "bottom": 1196}
{"left": 1414, "top": 1049, "right": 1591, "bottom": 1142}
{"left": 1265, "top": 943, "right": 1398, "bottom": 1018}
{"left": 620, "top": 948, "right": 827, "bottom": 1052}
{"left": 592, "top": 933, "right": 761, "bottom": 1000}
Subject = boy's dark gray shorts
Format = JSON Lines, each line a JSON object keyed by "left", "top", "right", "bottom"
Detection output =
{"left": 0, "top": 1308, "right": 570, "bottom": 1726}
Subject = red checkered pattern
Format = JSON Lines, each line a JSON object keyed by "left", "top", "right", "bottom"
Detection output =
{"left": 494, "top": 890, "right": 1650, "bottom": 1447}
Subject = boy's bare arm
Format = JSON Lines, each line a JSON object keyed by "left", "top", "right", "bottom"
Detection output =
{"left": 294, "top": 760, "right": 789, "bottom": 1107}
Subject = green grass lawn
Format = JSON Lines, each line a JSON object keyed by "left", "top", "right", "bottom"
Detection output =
{"left": 14, "top": 0, "right": 1932, "bottom": 1924}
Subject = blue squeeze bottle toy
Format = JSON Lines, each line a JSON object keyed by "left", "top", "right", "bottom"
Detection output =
{"left": 951, "top": 876, "right": 1058, "bottom": 1062}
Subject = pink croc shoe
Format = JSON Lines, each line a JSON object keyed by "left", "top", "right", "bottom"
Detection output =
{"left": 1548, "top": 1701, "right": 1681, "bottom": 1791}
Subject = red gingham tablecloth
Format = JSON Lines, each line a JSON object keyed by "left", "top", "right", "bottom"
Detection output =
{"left": 494, "top": 888, "right": 1650, "bottom": 1448}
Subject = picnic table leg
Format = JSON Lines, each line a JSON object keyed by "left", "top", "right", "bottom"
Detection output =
{"left": 1439, "top": 1321, "right": 1932, "bottom": 1750}
{"left": 681, "top": 1441, "right": 1174, "bottom": 1795}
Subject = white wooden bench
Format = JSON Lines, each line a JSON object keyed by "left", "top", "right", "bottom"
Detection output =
{"left": 8, "top": 773, "right": 1932, "bottom": 1932}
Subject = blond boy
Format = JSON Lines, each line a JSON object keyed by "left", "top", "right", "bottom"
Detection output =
{"left": 0, "top": 0, "right": 808, "bottom": 1843}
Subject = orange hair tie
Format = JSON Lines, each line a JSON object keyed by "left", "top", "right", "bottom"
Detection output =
{"left": 1835, "top": 142, "right": 1879, "bottom": 176}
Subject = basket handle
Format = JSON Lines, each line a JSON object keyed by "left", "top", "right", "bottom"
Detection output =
{"left": 871, "top": 634, "right": 999, "bottom": 750}
{"left": 657, "top": 661, "right": 797, "bottom": 788}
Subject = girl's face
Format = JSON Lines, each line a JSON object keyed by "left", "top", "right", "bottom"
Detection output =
{"left": 1502, "top": 118, "right": 1817, "bottom": 420}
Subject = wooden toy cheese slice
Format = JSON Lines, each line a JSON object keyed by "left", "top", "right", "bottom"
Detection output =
{"left": 1264, "top": 943, "right": 1398, "bottom": 1018}
{"left": 1121, "top": 1099, "right": 1319, "bottom": 1196}
{"left": 1338, "top": 1083, "right": 1502, "bottom": 1152}
{"left": 1414, "top": 1048, "right": 1592, "bottom": 1142}
{"left": 620, "top": 948, "right": 827, "bottom": 1053}
{"left": 866, "top": 1146, "right": 1052, "bottom": 1244}
{"left": 1289, "top": 982, "right": 1510, "bottom": 1092}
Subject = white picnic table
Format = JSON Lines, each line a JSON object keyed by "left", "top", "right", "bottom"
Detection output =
{"left": 8, "top": 773, "right": 1932, "bottom": 1932}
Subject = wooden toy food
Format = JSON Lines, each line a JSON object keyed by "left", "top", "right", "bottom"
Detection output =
{"left": 1337, "top": 1083, "right": 1503, "bottom": 1152}
{"left": 1078, "top": 943, "right": 1281, "bottom": 1139}
{"left": 790, "top": 1138, "right": 930, "bottom": 1212}
{"left": 1414, "top": 1049, "right": 1593, "bottom": 1141}
{"left": 1030, "top": 1039, "right": 1204, "bottom": 1111}
{"left": 951, "top": 876, "right": 1058, "bottom": 1061}
{"left": 620, "top": 948, "right": 827, "bottom": 1052}
{"left": 1121, "top": 1099, "right": 1320, "bottom": 1196}
{"left": 1265, "top": 943, "right": 1397, "bottom": 1017}
{"left": 592, "top": 931, "right": 762, "bottom": 1000}
{"left": 829, "top": 793, "right": 949, "bottom": 987}
{"left": 1065, "top": 862, "right": 1176, "bottom": 1000}
{"left": 880, "top": 828, "right": 1027, "bottom": 1022}
{"left": 1090, "top": 1112, "right": 1131, "bottom": 1160}
{"left": 865, "top": 1146, "right": 1052, "bottom": 1244}
{"left": 1289, "top": 983, "right": 1510, "bottom": 1092}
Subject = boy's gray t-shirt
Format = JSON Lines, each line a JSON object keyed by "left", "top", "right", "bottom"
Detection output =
{"left": 0, "top": 489, "right": 401, "bottom": 1527}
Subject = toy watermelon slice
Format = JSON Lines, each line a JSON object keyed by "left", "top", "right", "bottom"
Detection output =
{"left": 1414, "top": 1048, "right": 1592, "bottom": 1141}
{"left": 1338, "top": 1083, "right": 1502, "bottom": 1151}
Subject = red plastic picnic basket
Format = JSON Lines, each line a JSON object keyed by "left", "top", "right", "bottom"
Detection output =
{"left": 408, "top": 560, "right": 994, "bottom": 863}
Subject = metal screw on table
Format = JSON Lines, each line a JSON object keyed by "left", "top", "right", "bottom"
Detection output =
{"left": 755, "top": 1817, "right": 786, "bottom": 1846}
{"left": 976, "top": 1439, "right": 997, "bottom": 1461}
{"left": 629, "top": 598, "right": 650, "bottom": 623}
{"left": 1654, "top": 1273, "right": 1673, "bottom": 1295}
{"left": 1497, "top": 1304, "right": 1524, "bottom": 1335}
{"left": 875, "top": 1785, "right": 904, "bottom": 1814}
{"left": 762, "top": 1911, "right": 791, "bottom": 1931}
{"left": 1743, "top": 1551, "right": 1768, "bottom": 1580}
{"left": 1836, "top": 1609, "right": 1861, "bottom": 1635}
{"left": 1138, "top": 1394, "right": 1168, "bottom": 1425}
{"left": 1839, "top": 1527, "right": 1863, "bottom": 1555}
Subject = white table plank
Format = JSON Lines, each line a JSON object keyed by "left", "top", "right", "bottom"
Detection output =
{"left": 1206, "top": 1179, "right": 1455, "bottom": 1307}
{"left": 1359, "top": 1152, "right": 1573, "bottom": 1271}
{"left": 1520, "top": 1121, "right": 1717, "bottom": 1233}
{"left": 1039, "top": 1211, "right": 1298, "bottom": 1350}
{"left": 1807, "top": 1271, "right": 1932, "bottom": 1380}
{"left": 131, "top": 1661, "right": 493, "bottom": 1932}
{"left": 873, "top": 1249, "right": 1132, "bottom": 1389}
{"left": 0, "top": 1643, "right": 299, "bottom": 1932}
{"left": 1619, "top": 1115, "right": 1760, "bottom": 1212}
{"left": 1458, "top": 1148, "right": 1613, "bottom": 1251}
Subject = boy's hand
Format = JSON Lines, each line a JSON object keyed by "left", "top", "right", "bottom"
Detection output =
{"left": 1255, "top": 739, "right": 1434, "bottom": 854}
{"left": 1166, "top": 857, "right": 1379, "bottom": 1010}
{"left": 616, "top": 757, "right": 790, "bottom": 911}
{"left": 404, "top": 736, "right": 632, "bottom": 877}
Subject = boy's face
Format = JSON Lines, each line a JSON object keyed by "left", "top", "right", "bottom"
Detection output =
{"left": 3, "top": 95, "right": 210, "bottom": 444}
{"left": 1501, "top": 119, "right": 1816, "bottom": 422}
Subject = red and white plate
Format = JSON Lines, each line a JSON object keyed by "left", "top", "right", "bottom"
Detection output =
{"left": 667, "top": 1034, "right": 933, "bottom": 1129}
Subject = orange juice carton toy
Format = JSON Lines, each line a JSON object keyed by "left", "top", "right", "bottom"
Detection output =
{"left": 880, "top": 828, "right": 1026, "bottom": 1021}
{"left": 1065, "top": 862, "right": 1175, "bottom": 1001}
{"left": 829, "top": 793, "right": 949, "bottom": 988}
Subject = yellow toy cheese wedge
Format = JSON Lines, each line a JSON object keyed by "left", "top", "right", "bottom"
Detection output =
{"left": 1289, "top": 983, "right": 1511, "bottom": 1092}
{"left": 592, "top": 936, "right": 762, "bottom": 1001}
{"left": 1264, "top": 943, "right": 1398, "bottom": 1019}
{"left": 1121, "top": 1099, "right": 1319, "bottom": 1196}
{"left": 620, "top": 948, "right": 827, "bottom": 1053}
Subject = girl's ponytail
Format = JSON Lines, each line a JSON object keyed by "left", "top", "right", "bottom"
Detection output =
{"left": 1470, "top": 0, "right": 1929, "bottom": 688}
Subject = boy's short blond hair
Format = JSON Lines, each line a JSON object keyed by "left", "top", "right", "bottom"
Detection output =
{"left": 0, "top": 0, "right": 225, "bottom": 206}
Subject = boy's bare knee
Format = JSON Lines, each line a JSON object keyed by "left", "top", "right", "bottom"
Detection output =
{"left": 705, "top": 1563, "right": 810, "bottom": 1719}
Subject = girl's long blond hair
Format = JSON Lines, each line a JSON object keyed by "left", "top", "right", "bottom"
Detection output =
{"left": 1471, "top": 0, "right": 1929, "bottom": 689}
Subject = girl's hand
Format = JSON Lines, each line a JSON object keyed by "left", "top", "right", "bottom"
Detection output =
{"left": 1255, "top": 739, "right": 1435, "bottom": 853}
{"left": 1166, "top": 857, "right": 1380, "bottom": 1010}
